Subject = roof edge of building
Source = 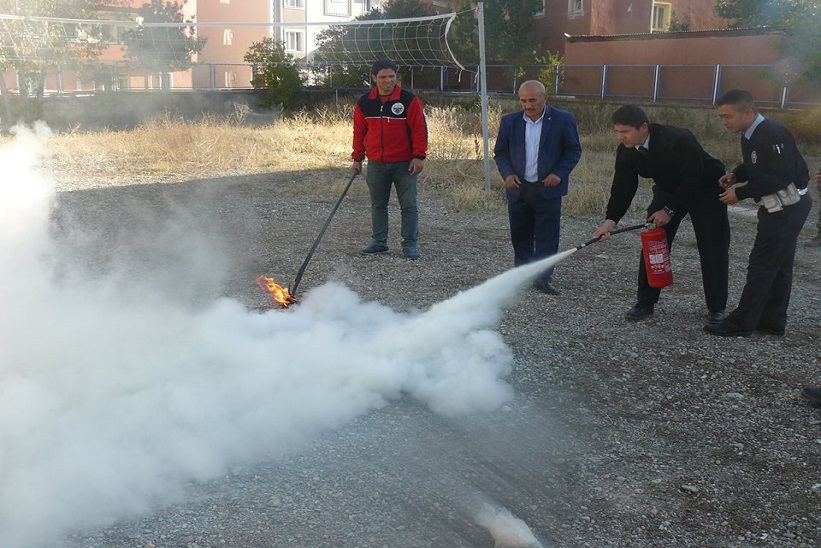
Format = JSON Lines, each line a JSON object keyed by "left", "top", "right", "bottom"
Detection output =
{"left": 565, "top": 27, "right": 785, "bottom": 43}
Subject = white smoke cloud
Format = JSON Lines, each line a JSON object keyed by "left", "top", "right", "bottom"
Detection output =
{"left": 475, "top": 502, "right": 545, "bottom": 548}
{"left": 0, "top": 127, "right": 572, "bottom": 547}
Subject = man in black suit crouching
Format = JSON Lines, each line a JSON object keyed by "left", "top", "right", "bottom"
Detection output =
{"left": 592, "top": 105, "right": 730, "bottom": 325}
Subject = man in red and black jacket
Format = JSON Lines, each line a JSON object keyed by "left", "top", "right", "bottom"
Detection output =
{"left": 351, "top": 59, "right": 428, "bottom": 259}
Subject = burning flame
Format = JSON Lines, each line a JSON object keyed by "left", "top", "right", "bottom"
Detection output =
{"left": 255, "top": 275, "right": 297, "bottom": 308}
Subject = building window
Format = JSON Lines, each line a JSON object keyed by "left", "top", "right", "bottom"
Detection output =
{"left": 568, "top": 0, "right": 583, "bottom": 16}
{"left": 324, "top": 0, "right": 351, "bottom": 17}
{"left": 652, "top": 2, "right": 671, "bottom": 31}
{"left": 285, "top": 30, "right": 304, "bottom": 52}
{"left": 151, "top": 73, "right": 170, "bottom": 90}
{"left": 284, "top": 0, "right": 304, "bottom": 8}
{"left": 223, "top": 29, "right": 234, "bottom": 46}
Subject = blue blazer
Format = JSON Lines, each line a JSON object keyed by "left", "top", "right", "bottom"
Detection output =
{"left": 493, "top": 106, "right": 582, "bottom": 200}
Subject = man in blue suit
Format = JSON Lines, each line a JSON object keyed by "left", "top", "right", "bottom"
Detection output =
{"left": 493, "top": 80, "right": 582, "bottom": 294}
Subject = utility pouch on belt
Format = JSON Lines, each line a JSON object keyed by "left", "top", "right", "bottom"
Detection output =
{"left": 761, "top": 182, "right": 800, "bottom": 213}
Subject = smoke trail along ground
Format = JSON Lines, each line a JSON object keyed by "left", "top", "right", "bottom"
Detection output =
{"left": 0, "top": 129, "right": 574, "bottom": 547}
{"left": 475, "top": 502, "right": 545, "bottom": 548}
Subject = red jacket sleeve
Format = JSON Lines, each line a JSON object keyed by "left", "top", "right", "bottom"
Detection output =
{"left": 352, "top": 102, "right": 367, "bottom": 161}
{"left": 406, "top": 96, "right": 428, "bottom": 160}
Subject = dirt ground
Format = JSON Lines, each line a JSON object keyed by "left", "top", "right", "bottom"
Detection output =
{"left": 52, "top": 169, "right": 821, "bottom": 548}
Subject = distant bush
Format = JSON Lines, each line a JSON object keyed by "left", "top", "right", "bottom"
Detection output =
{"left": 243, "top": 38, "right": 304, "bottom": 109}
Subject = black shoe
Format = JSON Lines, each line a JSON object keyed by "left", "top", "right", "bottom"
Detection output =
{"left": 755, "top": 325, "right": 785, "bottom": 337}
{"left": 534, "top": 281, "right": 560, "bottom": 295}
{"left": 706, "top": 309, "right": 726, "bottom": 325}
{"left": 624, "top": 304, "right": 654, "bottom": 321}
{"left": 361, "top": 244, "right": 389, "bottom": 254}
{"left": 703, "top": 320, "right": 751, "bottom": 337}
{"left": 801, "top": 386, "right": 821, "bottom": 405}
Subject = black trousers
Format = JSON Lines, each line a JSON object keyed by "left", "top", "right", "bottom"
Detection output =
{"left": 727, "top": 194, "right": 812, "bottom": 331}
{"left": 636, "top": 187, "right": 730, "bottom": 312}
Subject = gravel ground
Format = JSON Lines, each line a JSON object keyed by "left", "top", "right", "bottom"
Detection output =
{"left": 46, "top": 169, "right": 821, "bottom": 548}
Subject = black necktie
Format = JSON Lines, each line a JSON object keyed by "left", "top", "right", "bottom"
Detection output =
{"left": 637, "top": 145, "right": 648, "bottom": 156}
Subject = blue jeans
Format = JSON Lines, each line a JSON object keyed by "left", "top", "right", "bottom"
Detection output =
{"left": 365, "top": 161, "right": 419, "bottom": 248}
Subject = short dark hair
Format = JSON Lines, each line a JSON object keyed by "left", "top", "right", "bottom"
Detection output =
{"left": 611, "top": 105, "right": 650, "bottom": 129}
{"left": 716, "top": 88, "right": 757, "bottom": 113}
{"left": 371, "top": 59, "right": 398, "bottom": 76}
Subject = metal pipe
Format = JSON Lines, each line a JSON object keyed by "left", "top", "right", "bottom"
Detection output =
{"left": 477, "top": 1, "right": 492, "bottom": 193}
{"left": 290, "top": 171, "right": 358, "bottom": 297}
{"left": 711, "top": 64, "right": 721, "bottom": 105}
{"left": 575, "top": 222, "right": 650, "bottom": 251}
{"left": 652, "top": 64, "right": 660, "bottom": 103}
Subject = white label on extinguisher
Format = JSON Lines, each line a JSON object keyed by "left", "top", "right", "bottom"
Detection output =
{"left": 649, "top": 253, "right": 665, "bottom": 265}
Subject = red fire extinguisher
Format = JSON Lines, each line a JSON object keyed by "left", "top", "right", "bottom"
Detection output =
{"left": 641, "top": 228, "right": 673, "bottom": 288}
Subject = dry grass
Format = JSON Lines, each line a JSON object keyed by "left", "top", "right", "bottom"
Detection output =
{"left": 21, "top": 102, "right": 821, "bottom": 216}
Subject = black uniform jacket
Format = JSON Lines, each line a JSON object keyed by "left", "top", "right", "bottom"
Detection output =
{"left": 731, "top": 117, "right": 810, "bottom": 201}
{"left": 606, "top": 123, "right": 726, "bottom": 223}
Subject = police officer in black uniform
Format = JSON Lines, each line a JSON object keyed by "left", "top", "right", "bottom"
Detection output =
{"left": 705, "top": 89, "right": 812, "bottom": 337}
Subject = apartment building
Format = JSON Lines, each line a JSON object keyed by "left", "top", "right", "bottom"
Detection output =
{"left": 2, "top": 0, "right": 746, "bottom": 94}
{"left": 537, "top": 0, "right": 727, "bottom": 53}
{"left": 432, "top": 0, "right": 726, "bottom": 54}
{"left": 2, "top": 0, "right": 389, "bottom": 94}
{"left": 193, "top": 0, "right": 385, "bottom": 89}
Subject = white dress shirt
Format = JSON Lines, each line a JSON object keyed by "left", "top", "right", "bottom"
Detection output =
{"left": 523, "top": 108, "right": 545, "bottom": 182}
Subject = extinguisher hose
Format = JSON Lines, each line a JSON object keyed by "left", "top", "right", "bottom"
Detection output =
{"left": 575, "top": 222, "right": 652, "bottom": 250}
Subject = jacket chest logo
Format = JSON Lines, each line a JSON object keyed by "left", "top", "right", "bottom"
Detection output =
{"left": 390, "top": 103, "right": 405, "bottom": 116}
{"left": 751, "top": 150, "right": 757, "bottom": 164}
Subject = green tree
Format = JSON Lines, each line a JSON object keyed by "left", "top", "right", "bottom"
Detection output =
{"left": 0, "top": 0, "right": 106, "bottom": 124}
{"left": 449, "top": 0, "right": 544, "bottom": 66}
{"left": 716, "top": 0, "right": 820, "bottom": 83}
{"left": 243, "top": 38, "right": 303, "bottom": 108}
{"left": 786, "top": 11, "right": 821, "bottom": 83}
{"left": 532, "top": 50, "right": 565, "bottom": 94}
{"left": 376, "top": 0, "right": 436, "bottom": 18}
{"left": 448, "top": 0, "right": 478, "bottom": 66}
{"left": 668, "top": 12, "right": 692, "bottom": 31}
{"left": 122, "top": 0, "right": 206, "bottom": 90}
{"left": 715, "top": 0, "right": 813, "bottom": 27}
{"left": 312, "top": 0, "right": 437, "bottom": 88}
